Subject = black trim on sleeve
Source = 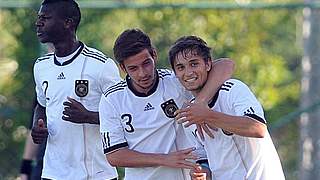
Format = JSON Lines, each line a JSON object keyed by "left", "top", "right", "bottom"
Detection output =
{"left": 245, "top": 114, "right": 266, "bottom": 124}
{"left": 196, "top": 159, "right": 209, "bottom": 164}
{"left": 104, "top": 142, "right": 128, "bottom": 154}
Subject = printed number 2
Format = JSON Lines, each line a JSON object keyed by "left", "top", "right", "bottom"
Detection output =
{"left": 121, "top": 114, "right": 134, "bottom": 133}
{"left": 42, "top": 81, "right": 49, "bottom": 100}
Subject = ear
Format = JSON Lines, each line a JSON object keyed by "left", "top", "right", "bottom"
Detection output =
{"left": 64, "top": 18, "right": 73, "bottom": 29}
{"left": 151, "top": 48, "right": 158, "bottom": 62}
{"left": 206, "top": 58, "right": 212, "bottom": 72}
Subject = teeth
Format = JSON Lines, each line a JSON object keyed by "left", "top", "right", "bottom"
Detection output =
{"left": 185, "top": 77, "right": 196, "bottom": 82}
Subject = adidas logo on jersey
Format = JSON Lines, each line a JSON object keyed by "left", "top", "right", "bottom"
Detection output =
{"left": 144, "top": 103, "right": 155, "bottom": 111}
{"left": 57, "top": 72, "right": 66, "bottom": 80}
{"left": 244, "top": 107, "right": 255, "bottom": 115}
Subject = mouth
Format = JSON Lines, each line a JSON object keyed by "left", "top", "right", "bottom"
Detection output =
{"left": 185, "top": 77, "right": 197, "bottom": 83}
{"left": 140, "top": 78, "right": 151, "bottom": 83}
{"left": 37, "top": 32, "right": 44, "bottom": 37}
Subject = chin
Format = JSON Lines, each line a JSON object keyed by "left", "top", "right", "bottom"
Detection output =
{"left": 185, "top": 85, "right": 201, "bottom": 92}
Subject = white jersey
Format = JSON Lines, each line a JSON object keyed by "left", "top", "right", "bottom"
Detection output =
{"left": 99, "top": 69, "right": 206, "bottom": 180}
{"left": 196, "top": 79, "right": 285, "bottom": 180}
{"left": 33, "top": 42, "right": 120, "bottom": 180}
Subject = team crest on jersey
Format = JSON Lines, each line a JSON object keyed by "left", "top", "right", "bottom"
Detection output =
{"left": 75, "top": 80, "right": 89, "bottom": 97}
{"left": 161, "top": 99, "right": 178, "bottom": 118}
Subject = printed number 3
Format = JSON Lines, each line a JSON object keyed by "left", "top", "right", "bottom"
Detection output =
{"left": 121, "top": 114, "right": 134, "bottom": 133}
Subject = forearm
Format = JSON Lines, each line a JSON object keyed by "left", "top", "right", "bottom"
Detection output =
{"left": 205, "top": 112, "right": 266, "bottom": 138}
{"left": 22, "top": 131, "right": 39, "bottom": 160}
{"left": 83, "top": 111, "right": 99, "bottom": 124}
{"left": 33, "top": 104, "right": 46, "bottom": 127}
{"left": 107, "top": 148, "right": 166, "bottom": 167}
{"left": 196, "top": 59, "right": 234, "bottom": 103}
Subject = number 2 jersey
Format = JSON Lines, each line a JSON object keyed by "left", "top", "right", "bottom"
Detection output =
{"left": 99, "top": 69, "right": 206, "bottom": 180}
{"left": 33, "top": 42, "right": 120, "bottom": 180}
{"left": 196, "top": 79, "right": 285, "bottom": 180}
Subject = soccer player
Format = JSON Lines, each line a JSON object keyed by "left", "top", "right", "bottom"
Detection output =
{"left": 31, "top": 0, "right": 120, "bottom": 179}
{"left": 99, "top": 28, "right": 234, "bottom": 180}
{"left": 169, "top": 36, "right": 285, "bottom": 180}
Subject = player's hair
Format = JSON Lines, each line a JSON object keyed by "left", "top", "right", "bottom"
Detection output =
{"left": 168, "top": 35, "right": 212, "bottom": 70}
{"left": 113, "top": 28, "right": 156, "bottom": 64}
{"left": 41, "top": 0, "right": 81, "bottom": 31}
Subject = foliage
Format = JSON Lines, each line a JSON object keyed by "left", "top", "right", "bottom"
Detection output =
{"left": 0, "top": 1, "right": 302, "bottom": 179}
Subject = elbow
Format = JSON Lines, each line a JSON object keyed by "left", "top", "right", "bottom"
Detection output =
{"left": 225, "top": 59, "right": 235, "bottom": 75}
{"left": 106, "top": 154, "right": 120, "bottom": 167}
{"left": 253, "top": 125, "right": 267, "bottom": 138}
{"left": 213, "top": 58, "right": 235, "bottom": 75}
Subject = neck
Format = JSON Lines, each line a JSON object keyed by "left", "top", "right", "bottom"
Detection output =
{"left": 54, "top": 37, "right": 80, "bottom": 57}
{"left": 191, "top": 90, "right": 200, "bottom": 97}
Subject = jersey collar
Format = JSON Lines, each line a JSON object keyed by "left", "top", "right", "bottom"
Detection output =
{"left": 126, "top": 70, "right": 159, "bottom": 97}
{"left": 208, "top": 90, "right": 220, "bottom": 108}
{"left": 54, "top": 41, "right": 84, "bottom": 66}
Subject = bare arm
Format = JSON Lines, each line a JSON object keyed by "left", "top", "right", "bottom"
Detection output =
{"left": 195, "top": 58, "right": 234, "bottom": 103}
{"left": 33, "top": 103, "right": 46, "bottom": 126}
{"left": 106, "top": 147, "right": 198, "bottom": 169}
{"left": 31, "top": 104, "right": 48, "bottom": 144}
{"left": 22, "top": 131, "right": 39, "bottom": 159}
{"left": 62, "top": 97, "right": 99, "bottom": 124}
{"left": 176, "top": 103, "right": 266, "bottom": 138}
{"left": 192, "top": 58, "right": 234, "bottom": 139}
{"left": 20, "top": 131, "right": 40, "bottom": 180}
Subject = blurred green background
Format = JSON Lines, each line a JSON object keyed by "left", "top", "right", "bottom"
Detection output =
{"left": 0, "top": 0, "right": 314, "bottom": 179}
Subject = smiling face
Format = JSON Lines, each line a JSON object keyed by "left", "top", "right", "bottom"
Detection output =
{"left": 120, "top": 49, "right": 157, "bottom": 94}
{"left": 173, "top": 50, "right": 212, "bottom": 95}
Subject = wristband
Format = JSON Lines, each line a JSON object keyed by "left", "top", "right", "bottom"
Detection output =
{"left": 20, "top": 159, "right": 33, "bottom": 175}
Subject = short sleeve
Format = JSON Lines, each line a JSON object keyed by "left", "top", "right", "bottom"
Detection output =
{"left": 99, "top": 95, "right": 128, "bottom": 154}
{"left": 226, "top": 79, "right": 266, "bottom": 124}
{"left": 99, "top": 58, "right": 121, "bottom": 94}
{"left": 34, "top": 63, "right": 46, "bottom": 107}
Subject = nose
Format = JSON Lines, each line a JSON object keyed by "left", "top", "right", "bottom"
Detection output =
{"left": 138, "top": 67, "right": 147, "bottom": 78}
{"left": 185, "top": 66, "right": 193, "bottom": 76}
{"left": 35, "top": 18, "right": 43, "bottom": 27}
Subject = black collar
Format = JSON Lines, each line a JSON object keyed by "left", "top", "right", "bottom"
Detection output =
{"left": 126, "top": 71, "right": 159, "bottom": 97}
{"left": 54, "top": 41, "right": 84, "bottom": 66}
{"left": 208, "top": 90, "right": 220, "bottom": 108}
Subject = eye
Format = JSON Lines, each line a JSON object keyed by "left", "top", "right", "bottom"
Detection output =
{"left": 191, "top": 62, "right": 199, "bottom": 67}
{"left": 143, "top": 60, "right": 151, "bottom": 66}
{"left": 143, "top": 59, "right": 153, "bottom": 66}
{"left": 38, "top": 15, "right": 51, "bottom": 21}
{"left": 175, "top": 65, "right": 184, "bottom": 71}
{"left": 127, "top": 67, "right": 137, "bottom": 71}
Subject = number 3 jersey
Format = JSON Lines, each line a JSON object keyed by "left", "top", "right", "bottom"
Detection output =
{"left": 196, "top": 79, "right": 285, "bottom": 180}
{"left": 33, "top": 42, "right": 120, "bottom": 180}
{"left": 99, "top": 69, "right": 206, "bottom": 180}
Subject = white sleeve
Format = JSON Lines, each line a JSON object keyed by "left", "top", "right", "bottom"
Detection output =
{"left": 99, "top": 95, "right": 128, "bottom": 154}
{"left": 33, "top": 63, "right": 46, "bottom": 107}
{"left": 226, "top": 79, "right": 266, "bottom": 124}
{"left": 99, "top": 58, "right": 121, "bottom": 94}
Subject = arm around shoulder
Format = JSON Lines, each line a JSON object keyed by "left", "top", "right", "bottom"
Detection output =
{"left": 196, "top": 58, "right": 234, "bottom": 103}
